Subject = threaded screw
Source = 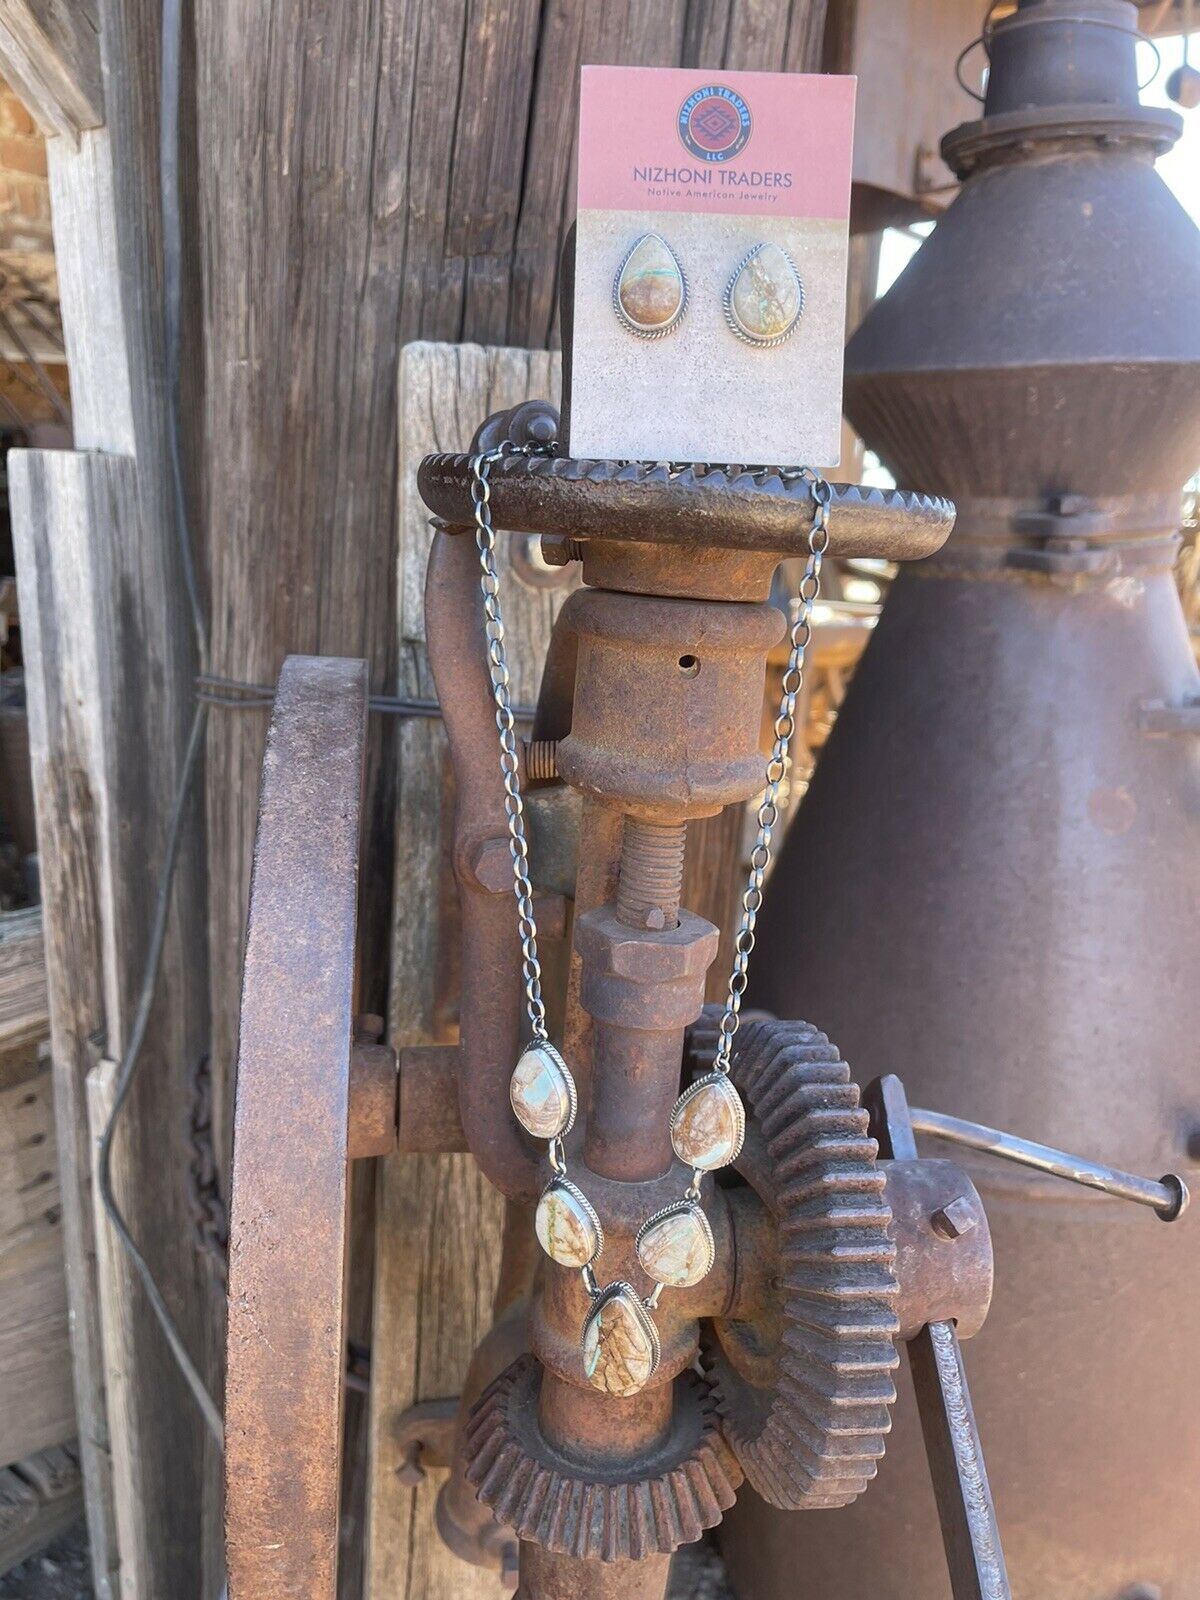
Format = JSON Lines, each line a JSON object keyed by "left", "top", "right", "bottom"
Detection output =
{"left": 523, "top": 738, "right": 559, "bottom": 782}
{"left": 616, "top": 818, "right": 687, "bottom": 930}
{"left": 540, "top": 536, "right": 586, "bottom": 567}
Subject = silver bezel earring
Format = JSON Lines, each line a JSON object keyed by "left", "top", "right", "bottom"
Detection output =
{"left": 723, "top": 242, "right": 805, "bottom": 348}
{"left": 612, "top": 232, "right": 689, "bottom": 339}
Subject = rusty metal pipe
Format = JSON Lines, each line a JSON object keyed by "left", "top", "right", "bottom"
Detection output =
{"left": 425, "top": 527, "right": 541, "bottom": 1204}
{"left": 517, "top": 1547, "right": 671, "bottom": 1600}
{"left": 582, "top": 1020, "right": 683, "bottom": 1182}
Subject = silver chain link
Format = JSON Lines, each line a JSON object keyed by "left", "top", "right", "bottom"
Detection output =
{"left": 712, "top": 468, "right": 829, "bottom": 1075}
{"left": 469, "top": 442, "right": 829, "bottom": 1093}
{"left": 470, "top": 440, "right": 553, "bottom": 1043}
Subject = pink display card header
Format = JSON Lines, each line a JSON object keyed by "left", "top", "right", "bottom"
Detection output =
{"left": 577, "top": 65, "right": 856, "bottom": 219}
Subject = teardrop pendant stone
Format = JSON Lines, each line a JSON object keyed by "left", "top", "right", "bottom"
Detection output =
{"left": 535, "top": 1178, "right": 602, "bottom": 1268}
{"left": 615, "top": 233, "right": 686, "bottom": 335}
{"left": 582, "top": 1283, "right": 661, "bottom": 1397}
{"left": 670, "top": 1073, "right": 745, "bottom": 1171}
{"left": 636, "top": 1201, "right": 715, "bottom": 1288}
{"left": 725, "top": 243, "right": 803, "bottom": 345}
{"left": 509, "top": 1043, "right": 577, "bottom": 1140}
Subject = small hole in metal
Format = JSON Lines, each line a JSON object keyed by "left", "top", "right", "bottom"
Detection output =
{"left": 678, "top": 654, "right": 700, "bottom": 678}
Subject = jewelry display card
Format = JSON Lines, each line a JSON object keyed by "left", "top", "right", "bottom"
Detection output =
{"left": 568, "top": 66, "right": 856, "bottom": 468}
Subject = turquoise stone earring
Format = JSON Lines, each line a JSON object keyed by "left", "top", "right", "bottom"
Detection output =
{"left": 613, "top": 233, "right": 688, "bottom": 338}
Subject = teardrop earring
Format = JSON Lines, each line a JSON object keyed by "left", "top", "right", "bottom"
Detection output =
{"left": 612, "top": 232, "right": 688, "bottom": 338}
{"left": 723, "top": 242, "right": 804, "bottom": 347}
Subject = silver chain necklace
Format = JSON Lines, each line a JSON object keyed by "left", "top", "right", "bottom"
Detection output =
{"left": 470, "top": 439, "right": 830, "bottom": 1395}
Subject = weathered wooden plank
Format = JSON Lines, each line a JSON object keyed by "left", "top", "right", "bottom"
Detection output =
{"left": 368, "top": 1156, "right": 511, "bottom": 1600}
{"left": 10, "top": 452, "right": 120, "bottom": 1600}
{"left": 34, "top": 0, "right": 222, "bottom": 1590}
{"left": 368, "top": 341, "right": 569, "bottom": 1600}
{"left": 85, "top": 1058, "right": 146, "bottom": 1600}
{"left": 0, "top": 1445, "right": 84, "bottom": 1576}
{"left": 0, "top": 1045, "right": 73, "bottom": 1467}
{"left": 10, "top": 448, "right": 211, "bottom": 1600}
{"left": 0, "top": 0, "right": 103, "bottom": 146}
{"left": 0, "top": 907, "right": 47, "bottom": 1051}
{"left": 45, "top": 130, "right": 136, "bottom": 454}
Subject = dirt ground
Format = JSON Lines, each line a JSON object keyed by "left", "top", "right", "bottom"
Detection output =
{"left": 0, "top": 1527, "right": 91, "bottom": 1600}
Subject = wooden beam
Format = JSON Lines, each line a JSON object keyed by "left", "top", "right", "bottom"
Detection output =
{"left": 10, "top": 447, "right": 211, "bottom": 1600}
{"left": 8, "top": 450, "right": 119, "bottom": 1600}
{"left": 0, "top": 1043, "right": 73, "bottom": 1468}
{"left": 0, "top": 1446, "right": 84, "bottom": 1575}
{"left": 0, "top": 0, "right": 103, "bottom": 146}
{"left": 86, "top": 1057, "right": 147, "bottom": 1599}
{"left": 0, "top": 907, "right": 48, "bottom": 1052}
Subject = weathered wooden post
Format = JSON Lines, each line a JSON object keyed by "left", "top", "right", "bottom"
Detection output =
{"left": 4, "top": 4, "right": 221, "bottom": 1597}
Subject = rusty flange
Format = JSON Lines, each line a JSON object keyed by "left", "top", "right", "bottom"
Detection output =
{"left": 701, "top": 1018, "right": 900, "bottom": 1511}
{"left": 464, "top": 1355, "right": 742, "bottom": 1562}
{"left": 224, "top": 655, "right": 368, "bottom": 1600}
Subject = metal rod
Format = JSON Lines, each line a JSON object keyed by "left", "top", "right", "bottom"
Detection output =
{"left": 910, "top": 1106, "right": 1189, "bottom": 1220}
{"left": 908, "top": 1322, "right": 1011, "bottom": 1600}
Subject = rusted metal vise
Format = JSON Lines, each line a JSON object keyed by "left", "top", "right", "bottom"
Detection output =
{"left": 220, "top": 395, "right": 1186, "bottom": 1600}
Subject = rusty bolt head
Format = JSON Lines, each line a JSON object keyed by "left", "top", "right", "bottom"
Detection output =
{"left": 394, "top": 1442, "right": 426, "bottom": 1486}
{"left": 931, "top": 1194, "right": 980, "bottom": 1240}
{"left": 469, "top": 835, "right": 513, "bottom": 894}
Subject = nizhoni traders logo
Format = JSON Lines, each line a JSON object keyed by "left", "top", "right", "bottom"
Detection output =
{"left": 678, "top": 85, "right": 752, "bottom": 162}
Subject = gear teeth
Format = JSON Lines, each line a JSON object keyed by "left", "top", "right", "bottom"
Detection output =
{"left": 463, "top": 1356, "right": 742, "bottom": 1562}
{"left": 703, "top": 1019, "right": 901, "bottom": 1511}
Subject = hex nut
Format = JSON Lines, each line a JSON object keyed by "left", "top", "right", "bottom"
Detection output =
{"left": 469, "top": 835, "right": 513, "bottom": 894}
{"left": 574, "top": 904, "right": 719, "bottom": 982}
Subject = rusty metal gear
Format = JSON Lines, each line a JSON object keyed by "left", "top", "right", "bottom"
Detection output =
{"left": 463, "top": 1355, "right": 743, "bottom": 1561}
{"left": 700, "top": 1018, "right": 900, "bottom": 1510}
